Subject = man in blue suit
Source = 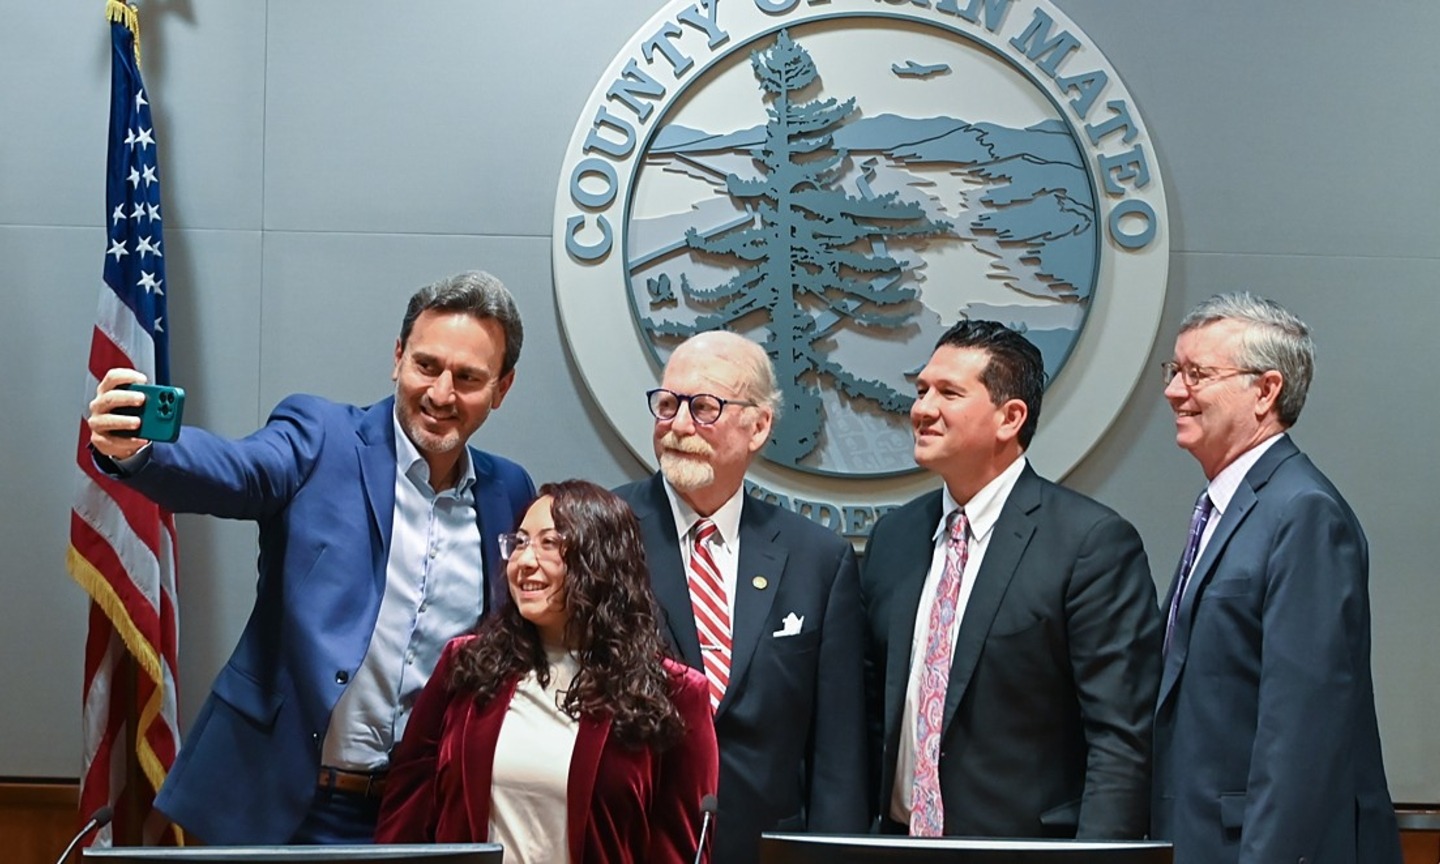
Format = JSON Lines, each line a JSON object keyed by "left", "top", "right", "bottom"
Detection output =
{"left": 613, "top": 331, "right": 868, "bottom": 864}
{"left": 1152, "top": 292, "right": 1401, "bottom": 864}
{"left": 87, "top": 271, "right": 535, "bottom": 844}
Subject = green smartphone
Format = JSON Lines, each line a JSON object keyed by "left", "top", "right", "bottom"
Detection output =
{"left": 114, "top": 383, "right": 186, "bottom": 443}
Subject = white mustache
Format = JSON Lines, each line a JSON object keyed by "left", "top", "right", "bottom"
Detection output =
{"left": 660, "top": 431, "right": 713, "bottom": 456}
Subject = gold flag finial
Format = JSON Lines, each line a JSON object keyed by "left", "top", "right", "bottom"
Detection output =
{"left": 105, "top": 0, "right": 142, "bottom": 68}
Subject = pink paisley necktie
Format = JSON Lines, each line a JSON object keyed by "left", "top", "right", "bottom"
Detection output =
{"left": 910, "top": 509, "right": 969, "bottom": 836}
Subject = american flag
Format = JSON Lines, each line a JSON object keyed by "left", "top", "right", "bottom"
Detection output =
{"left": 66, "top": 0, "right": 182, "bottom": 846}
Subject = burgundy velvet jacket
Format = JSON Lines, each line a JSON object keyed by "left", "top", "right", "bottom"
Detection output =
{"left": 376, "top": 636, "right": 719, "bottom": 863}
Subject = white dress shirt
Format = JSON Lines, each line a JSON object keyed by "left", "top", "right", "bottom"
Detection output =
{"left": 1184, "top": 433, "right": 1284, "bottom": 599}
{"left": 662, "top": 479, "right": 745, "bottom": 620}
{"left": 891, "top": 455, "right": 1028, "bottom": 823}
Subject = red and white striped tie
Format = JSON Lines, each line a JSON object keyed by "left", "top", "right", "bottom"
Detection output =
{"left": 688, "top": 519, "right": 731, "bottom": 711}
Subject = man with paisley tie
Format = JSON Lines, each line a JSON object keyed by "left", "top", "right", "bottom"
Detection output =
{"left": 861, "top": 319, "right": 1162, "bottom": 839}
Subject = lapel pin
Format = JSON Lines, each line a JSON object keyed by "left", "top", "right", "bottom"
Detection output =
{"left": 752, "top": 575, "right": 768, "bottom": 590}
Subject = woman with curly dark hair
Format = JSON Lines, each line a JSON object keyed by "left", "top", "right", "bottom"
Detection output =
{"left": 376, "top": 479, "right": 718, "bottom": 863}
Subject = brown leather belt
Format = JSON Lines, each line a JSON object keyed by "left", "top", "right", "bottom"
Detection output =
{"left": 318, "top": 766, "right": 388, "bottom": 799}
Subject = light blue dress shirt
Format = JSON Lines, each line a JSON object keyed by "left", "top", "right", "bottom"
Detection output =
{"left": 320, "top": 412, "right": 486, "bottom": 770}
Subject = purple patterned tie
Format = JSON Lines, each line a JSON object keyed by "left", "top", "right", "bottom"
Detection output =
{"left": 910, "top": 509, "right": 969, "bottom": 837}
{"left": 1163, "top": 491, "right": 1214, "bottom": 655}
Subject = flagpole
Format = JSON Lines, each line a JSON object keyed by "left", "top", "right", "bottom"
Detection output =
{"left": 120, "top": 654, "right": 141, "bottom": 846}
{"left": 106, "top": 8, "right": 147, "bottom": 844}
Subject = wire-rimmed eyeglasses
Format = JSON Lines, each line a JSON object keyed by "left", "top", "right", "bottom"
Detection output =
{"left": 498, "top": 530, "right": 565, "bottom": 561}
{"left": 1160, "top": 361, "right": 1265, "bottom": 388}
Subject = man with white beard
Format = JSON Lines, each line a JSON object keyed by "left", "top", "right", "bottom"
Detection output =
{"left": 613, "top": 331, "right": 868, "bottom": 864}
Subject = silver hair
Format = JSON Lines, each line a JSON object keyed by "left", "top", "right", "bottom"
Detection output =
{"left": 1180, "top": 292, "right": 1314, "bottom": 426}
{"left": 735, "top": 338, "right": 783, "bottom": 417}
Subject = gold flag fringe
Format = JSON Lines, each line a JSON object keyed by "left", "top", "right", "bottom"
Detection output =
{"left": 104, "top": 0, "right": 142, "bottom": 68}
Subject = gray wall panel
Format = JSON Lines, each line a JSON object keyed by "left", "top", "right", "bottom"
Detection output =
{"left": 1, "top": 6, "right": 109, "bottom": 228}
{"left": 140, "top": 2, "right": 268, "bottom": 232}
{"left": 261, "top": 1, "right": 660, "bottom": 236}
{"left": 0, "top": 225, "right": 107, "bottom": 776}
{"left": 1066, "top": 1, "right": 1440, "bottom": 258}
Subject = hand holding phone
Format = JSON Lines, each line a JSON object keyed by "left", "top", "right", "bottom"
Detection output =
{"left": 114, "top": 383, "right": 186, "bottom": 443}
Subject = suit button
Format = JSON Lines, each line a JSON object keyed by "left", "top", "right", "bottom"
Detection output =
{"left": 335, "top": 670, "right": 349, "bottom": 684}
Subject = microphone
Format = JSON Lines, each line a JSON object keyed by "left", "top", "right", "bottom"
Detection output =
{"left": 54, "top": 805, "right": 113, "bottom": 864}
{"left": 692, "top": 793, "right": 717, "bottom": 864}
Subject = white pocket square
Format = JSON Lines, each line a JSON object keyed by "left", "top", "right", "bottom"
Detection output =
{"left": 772, "top": 612, "right": 805, "bottom": 637}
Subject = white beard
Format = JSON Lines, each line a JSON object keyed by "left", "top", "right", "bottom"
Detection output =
{"left": 660, "top": 451, "right": 715, "bottom": 491}
{"left": 658, "top": 431, "right": 715, "bottom": 491}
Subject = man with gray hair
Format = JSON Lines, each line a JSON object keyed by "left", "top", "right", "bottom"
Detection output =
{"left": 614, "top": 330, "right": 868, "bottom": 864}
{"left": 86, "top": 271, "right": 535, "bottom": 844}
{"left": 1152, "top": 292, "right": 1401, "bottom": 863}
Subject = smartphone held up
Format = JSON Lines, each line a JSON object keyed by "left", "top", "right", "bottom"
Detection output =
{"left": 114, "top": 382, "right": 186, "bottom": 443}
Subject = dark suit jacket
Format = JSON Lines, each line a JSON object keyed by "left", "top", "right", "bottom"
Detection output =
{"left": 376, "top": 639, "right": 719, "bottom": 863}
{"left": 614, "top": 474, "right": 869, "bottom": 864}
{"left": 1151, "top": 435, "right": 1401, "bottom": 864}
{"left": 110, "top": 395, "right": 534, "bottom": 844}
{"left": 861, "top": 463, "right": 1161, "bottom": 838}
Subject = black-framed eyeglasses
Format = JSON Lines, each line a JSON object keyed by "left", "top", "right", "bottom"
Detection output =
{"left": 646, "top": 388, "right": 757, "bottom": 426}
{"left": 1160, "top": 361, "right": 1265, "bottom": 388}
{"left": 498, "top": 530, "right": 565, "bottom": 561}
